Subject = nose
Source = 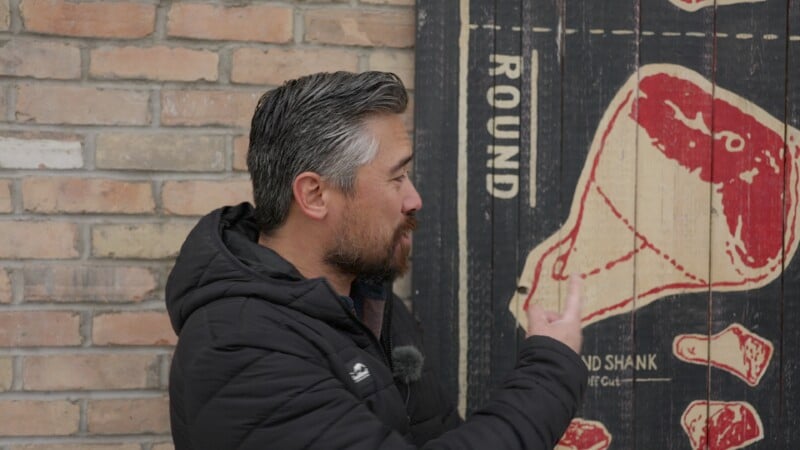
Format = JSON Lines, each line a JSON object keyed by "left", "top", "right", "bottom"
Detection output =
{"left": 402, "top": 179, "right": 423, "bottom": 214}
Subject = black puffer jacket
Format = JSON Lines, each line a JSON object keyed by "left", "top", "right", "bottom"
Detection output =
{"left": 166, "top": 203, "right": 588, "bottom": 449}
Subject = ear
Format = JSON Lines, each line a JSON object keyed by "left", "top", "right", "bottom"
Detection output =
{"left": 292, "top": 171, "right": 329, "bottom": 221}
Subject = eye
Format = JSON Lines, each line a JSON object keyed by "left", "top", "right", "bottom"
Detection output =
{"left": 392, "top": 169, "right": 409, "bottom": 182}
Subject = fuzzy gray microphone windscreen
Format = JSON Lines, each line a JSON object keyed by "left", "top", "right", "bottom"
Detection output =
{"left": 391, "top": 345, "right": 424, "bottom": 384}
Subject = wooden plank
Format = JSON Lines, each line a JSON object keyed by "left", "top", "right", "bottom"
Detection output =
{"left": 412, "top": 0, "right": 462, "bottom": 405}
{"left": 488, "top": 0, "right": 523, "bottom": 391}
{"left": 463, "top": 0, "right": 496, "bottom": 412}
{"left": 634, "top": 5, "right": 716, "bottom": 449}
{"left": 558, "top": 1, "right": 639, "bottom": 448}
{"left": 707, "top": 2, "right": 789, "bottom": 448}
{"left": 782, "top": 0, "right": 800, "bottom": 444}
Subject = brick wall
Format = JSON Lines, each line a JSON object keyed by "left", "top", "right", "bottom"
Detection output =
{"left": 0, "top": 0, "right": 415, "bottom": 448}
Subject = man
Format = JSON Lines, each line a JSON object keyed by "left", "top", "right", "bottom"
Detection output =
{"left": 166, "top": 71, "right": 588, "bottom": 449}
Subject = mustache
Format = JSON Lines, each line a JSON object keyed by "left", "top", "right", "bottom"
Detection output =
{"left": 393, "top": 214, "right": 418, "bottom": 243}
{"left": 401, "top": 214, "right": 417, "bottom": 233}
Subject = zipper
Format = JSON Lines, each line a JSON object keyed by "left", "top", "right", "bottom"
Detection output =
{"left": 382, "top": 296, "right": 394, "bottom": 372}
{"left": 337, "top": 292, "right": 394, "bottom": 370}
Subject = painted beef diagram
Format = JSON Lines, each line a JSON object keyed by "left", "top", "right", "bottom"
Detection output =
{"left": 509, "top": 64, "right": 799, "bottom": 327}
{"left": 506, "top": 63, "right": 796, "bottom": 448}
{"left": 414, "top": 0, "right": 800, "bottom": 447}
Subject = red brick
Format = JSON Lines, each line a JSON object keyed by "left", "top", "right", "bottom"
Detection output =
{"left": 12, "top": 444, "right": 141, "bottom": 450}
{"left": 0, "top": 311, "right": 81, "bottom": 347}
{"left": 95, "top": 133, "right": 225, "bottom": 172}
{"left": 23, "top": 354, "right": 160, "bottom": 390}
{"left": 22, "top": 177, "right": 154, "bottom": 214}
{"left": 0, "top": 357, "right": 11, "bottom": 390}
{"left": 16, "top": 84, "right": 150, "bottom": 126}
{"left": 0, "top": 179, "right": 11, "bottom": 212}
{"left": 0, "top": 0, "right": 8, "bottom": 31}
{"left": 368, "top": 50, "right": 414, "bottom": 89}
{"left": 91, "top": 222, "right": 193, "bottom": 259}
{"left": 0, "top": 40, "right": 81, "bottom": 79}
{"left": 87, "top": 396, "right": 169, "bottom": 434}
{"left": 162, "top": 180, "right": 251, "bottom": 216}
{"left": 233, "top": 135, "right": 248, "bottom": 172}
{"left": 0, "top": 82, "right": 7, "bottom": 115}
{"left": 304, "top": 9, "right": 414, "bottom": 48}
{"left": 0, "top": 221, "right": 79, "bottom": 259}
{"left": 0, "top": 132, "right": 84, "bottom": 169}
{"left": 0, "top": 268, "right": 10, "bottom": 303}
{"left": 91, "top": 46, "right": 218, "bottom": 82}
{"left": 20, "top": 0, "right": 155, "bottom": 39}
{"left": 93, "top": 311, "right": 176, "bottom": 346}
{"left": 151, "top": 444, "right": 175, "bottom": 450}
{"left": 167, "top": 3, "right": 292, "bottom": 43}
{"left": 23, "top": 265, "right": 158, "bottom": 303}
{"left": 161, "top": 90, "right": 260, "bottom": 127}
{"left": 0, "top": 400, "right": 80, "bottom": 436}
{"left": 403, "top": 93, "right": 414, "bottom": 132}
{"left": 231, "top": 47, "right": 358, "bottom": 85}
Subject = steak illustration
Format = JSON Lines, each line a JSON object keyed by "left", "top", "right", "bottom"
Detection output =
{"left": 510, "top": 64, "right": 800, "bottom": 328}
{"left": 673, "top": 323, "right": 773, "bottom": 386}
{"left": 555, "top": 418, "right": 612, "bottom": 450}
{"left": 681, "top": 400, "right": 763, "bottom": 450}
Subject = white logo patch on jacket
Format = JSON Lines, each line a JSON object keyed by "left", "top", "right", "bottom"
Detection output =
{"left": 349, "top": 362, "right": 371, "bottom": 383}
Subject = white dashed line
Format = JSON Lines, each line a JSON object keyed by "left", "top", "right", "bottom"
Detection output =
{"left": 467, "top": 24, "right": 798, "bottom": 43}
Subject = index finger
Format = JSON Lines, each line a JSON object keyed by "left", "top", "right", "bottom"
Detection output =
{"left": 562, "top": 274, "right": 583, "bottom": 321}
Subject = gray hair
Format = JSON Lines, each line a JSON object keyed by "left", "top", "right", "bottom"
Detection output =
{"left": 247, "top": 71, "right": 408, "bottom": 234}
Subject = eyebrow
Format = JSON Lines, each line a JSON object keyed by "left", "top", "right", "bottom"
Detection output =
{"left": 390, "top": 153, "right": 414, "bottom": 173}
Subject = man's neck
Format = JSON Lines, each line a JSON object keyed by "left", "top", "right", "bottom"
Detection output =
{"left": 258, "top": 232, "right": 354, "bottom": 296}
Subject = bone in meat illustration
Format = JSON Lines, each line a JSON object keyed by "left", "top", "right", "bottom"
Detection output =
{"left": 673, "top": 323, "right": 773, "bottom": 386}
{"left": 555, "top": 418, "right": 612, "bottom": 450}
{"left": 669, "top": 0, "right": 765, "bottom": 12}
{"left": 682, "top": 400, "right": 763, "bottom": 450}
{"left": 510, "top": 63, "right": 800, "bottom": 328}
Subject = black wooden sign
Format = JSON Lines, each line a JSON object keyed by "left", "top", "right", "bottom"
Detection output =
{"left": 413, "top": 0, "right": 800, "bottom": 448}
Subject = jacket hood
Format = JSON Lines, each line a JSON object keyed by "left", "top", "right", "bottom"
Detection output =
{"left": 165, "top": 202, "right": 347, "bottom": 334}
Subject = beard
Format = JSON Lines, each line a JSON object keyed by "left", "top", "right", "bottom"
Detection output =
{"left": 324, "top": 213, "right": 417, "bottom": 285}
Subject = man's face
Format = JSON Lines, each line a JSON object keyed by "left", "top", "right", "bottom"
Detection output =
{"left": 324, "top": 114, "right": 423, "bottom": 283}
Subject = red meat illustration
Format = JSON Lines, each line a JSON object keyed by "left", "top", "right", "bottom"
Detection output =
{"left": 556, "top": 418, "right": 612, "bottom": 450}
{"left": 681, "top": 400, "right": 763, "bottom": 450}
{"left": 669, "top": 0, "right": 765, "bottom": 12}
{"left": 510, "top": 64, "right": 800, "bottom": 328}
{"left": 674, "top": 323, "right": 773, "bottom": 386}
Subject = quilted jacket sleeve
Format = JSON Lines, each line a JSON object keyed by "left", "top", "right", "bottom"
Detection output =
{"left": 426, "top": 336, "right": 588, "bottom": 449}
